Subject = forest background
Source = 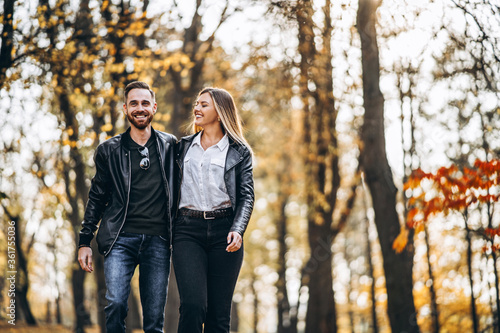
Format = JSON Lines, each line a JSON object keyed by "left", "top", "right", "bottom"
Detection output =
{"left": 0, "top": 0, "right": 499, "bottom": 332}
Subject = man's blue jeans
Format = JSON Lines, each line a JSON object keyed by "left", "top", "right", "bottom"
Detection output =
{"left": 104, "top": 232, "right": 171, "bottom": 333}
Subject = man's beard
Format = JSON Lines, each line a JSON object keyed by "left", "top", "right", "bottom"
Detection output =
{"left": 127, "top": 111, "right": 154, "bottom": 129}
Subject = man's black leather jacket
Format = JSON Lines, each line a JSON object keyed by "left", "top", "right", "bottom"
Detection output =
{"left": 176, "top": 132, "right": 254, "bottom": 235}
{"left": 79, "top": 128, "right": 177, "bottom": 256}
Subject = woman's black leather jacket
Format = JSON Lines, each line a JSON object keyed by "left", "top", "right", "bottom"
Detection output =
{"left": 175, "top": 132, "right": 254, "bottom": 236}
{"left": 79, "top": 128, "right": 177, "bottom": 255}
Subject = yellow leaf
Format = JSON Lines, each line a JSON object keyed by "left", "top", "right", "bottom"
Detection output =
{"left": 415, "top": 223, "right": 425, "bottom": 234}
{"left": 101, "top": 124, "right": 113, "bottom": 132}
{"left": 392, "top": 228, "right": 408, "bottom": 254}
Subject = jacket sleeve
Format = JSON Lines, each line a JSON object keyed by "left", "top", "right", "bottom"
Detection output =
{"left": 230, "top": 150, "right": 254, "bottom": 236}
{"left": 78, "top": 145, "right": 112, "bottom": 248}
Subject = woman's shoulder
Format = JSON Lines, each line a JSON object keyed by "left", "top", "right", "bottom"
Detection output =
{"left": 228, "top": 137, "right": 250, "bottom": 152}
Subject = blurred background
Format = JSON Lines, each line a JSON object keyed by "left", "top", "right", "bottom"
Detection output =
{"left": 0, "top": 0, "right": 499, "bottom": 332}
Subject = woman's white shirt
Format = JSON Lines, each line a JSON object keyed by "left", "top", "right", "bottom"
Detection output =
{"left": 179, "top": 133, "right": 231, "bottom": 211}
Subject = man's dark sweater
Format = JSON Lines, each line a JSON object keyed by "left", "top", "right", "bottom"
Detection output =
{"left": 122, "top": 131, "right": 168, "bottom": 237}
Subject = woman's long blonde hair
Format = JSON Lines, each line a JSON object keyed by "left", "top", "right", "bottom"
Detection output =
{"left": 192, "top": 87, "right": 253, "bottom": 154}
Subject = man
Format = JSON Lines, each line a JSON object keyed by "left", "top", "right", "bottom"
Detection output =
{"left": 78, "top": 81, "right": 176, "bottom": 333}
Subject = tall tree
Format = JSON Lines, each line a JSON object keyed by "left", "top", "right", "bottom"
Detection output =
{"left": 395, "top": 58, "right": 441, "bottom": 332}
{"left": 0, "top": 0, "right": 15, "bottom": 85}
{"left": 432, "top": 2, "right": 500, "bottom": 328}
{"left": 163, "top": 0, "right": 234, "bottom": 137}
{"left": 356, "top": 0, "right": 419, "bottom": 332}
{"left": 1, "top": 202, "right": 37, "bottom": 324}
{"left": 295, "top": 1, "right": 340, "bottom": 331}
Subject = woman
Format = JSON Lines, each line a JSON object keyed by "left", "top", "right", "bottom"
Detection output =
{"left": 173, "top": 87, "right": 254, "bottom": 333}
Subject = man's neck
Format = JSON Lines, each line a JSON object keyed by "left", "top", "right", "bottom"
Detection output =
{"left": 130, "top": 126, "right": 152, "bottom": 146}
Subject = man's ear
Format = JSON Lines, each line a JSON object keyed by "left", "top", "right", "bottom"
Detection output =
{"left": 123, "top": 103, "right": 127, "bottom": 115}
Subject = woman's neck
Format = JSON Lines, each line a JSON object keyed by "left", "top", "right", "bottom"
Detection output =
{"left": 200, "top": 127, "right": 224, "bottom": 150}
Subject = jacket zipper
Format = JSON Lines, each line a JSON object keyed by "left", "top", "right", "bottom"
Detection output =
{"left": 175, "top": 158, "right": 183, "bottom": 215}
{"left": 156, "top": 138, "right": 172, "bottom": 245}
{"left": 175, "top": 138, "right": 191, "bottom": 215}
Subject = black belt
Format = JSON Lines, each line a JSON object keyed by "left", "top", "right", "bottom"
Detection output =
{"left": 178, "top": 207, "right": 233, "bottom": 220}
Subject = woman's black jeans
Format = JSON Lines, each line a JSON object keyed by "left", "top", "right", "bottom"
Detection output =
{"left": 172, "top": 214, "right": 243, "bottom": 333}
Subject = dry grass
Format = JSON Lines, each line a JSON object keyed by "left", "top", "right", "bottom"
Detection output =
{"left": 0, "top": 324, "right": 102, "bottom": 332}
{"left": 0, "top": 324, "right": 146, "bottom": 332}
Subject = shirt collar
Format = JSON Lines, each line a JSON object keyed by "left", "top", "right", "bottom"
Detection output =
{"left": 192, "top": 132, "right": 202, "bottom": 147}
{"left": 192, "top": 132, "right": 229, "bottom": 151}
{"left": 216, "top": 134, "right": 229, "bottom": 151}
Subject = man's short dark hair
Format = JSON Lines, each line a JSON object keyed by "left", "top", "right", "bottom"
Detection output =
{"left": 124, "top": 81, "right": 155, "bottom": 104}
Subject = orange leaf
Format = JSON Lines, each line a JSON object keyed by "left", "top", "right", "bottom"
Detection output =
{"left": 407, "top": 208, "right": 418, "bottom": 224}
{"left": 392, "top": 228, "right": 408, "bottom": 254}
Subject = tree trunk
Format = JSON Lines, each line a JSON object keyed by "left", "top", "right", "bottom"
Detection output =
{"left": 364, "top": 215, "right": 379, "bottom": 333}
{"left": 491, "top": 250, "right": 500, "bottom": 332}
{"left": 126, "top": 287, "right": 142, "bottom": 332}
{"left": 464, "top": 214, "right": 479, "bottom": 333}
{"left": 345, "top": 238, "right": 356, "bottom": 333}
{"left": 304, "top": 230, "right": 336, "bottom": 333}
{"left": 295, "top": 1, "right": 339, "bottom": 331}
{"left": 423, "top": 224, "right": 440, "bottom": 333}
{"left": 56, "top": 294, "right": 62, "bottom": 325}
{"left": 484, "top": 170, "right": 500, "bottom": 332}
{"left": 72, "top": 269, "right": 90, "bottom": 332}
{"left": 251, "top": 273, "right": 259, "bottom": 332}
{"left": 276, "top": 197, "right": 296, "bottom": 333}
{"left": 57, "top": 77, "right": 91, "bottom": 333}
{"left": 92, "top": 242, "right": 106, "bottom": 333}
{"left": 0, "top": 0, "right": 15, "bottom": 86}
{"left": 230, "top": 301, "right": 239, "bottom": 332}
{"left": 3, "top": 207, "right": 37, "bottom": 325}
{"left": 356, "top": 1, "right": 419, "bottom": 332}
{"left": 399, "top": 60, "right": 439, "bottom": 333}
{"left": 164, "top": 263, "right": 180, "bottom": 332}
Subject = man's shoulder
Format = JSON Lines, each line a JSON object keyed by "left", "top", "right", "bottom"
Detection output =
{"left": 154, "top": 129, "right": 177, "bottom": 143}
{"left": 180, "top": 132, "right": 198, "bottom": 142}
{"left": 96, "top": 133, "right": 123, "bottom": 154}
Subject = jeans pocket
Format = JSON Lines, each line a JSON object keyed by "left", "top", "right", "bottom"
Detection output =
{"left": 158, "top": 235, "right": 170, "bottom": 243}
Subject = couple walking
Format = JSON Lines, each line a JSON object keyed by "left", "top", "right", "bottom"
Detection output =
{"left": 77, "top": 81, "right": 254, "bottom": 333}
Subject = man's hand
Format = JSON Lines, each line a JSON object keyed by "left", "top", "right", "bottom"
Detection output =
{"left": 226, "top": 232, "right": 243, "bottom": 252}
{"left": 78, "top": 247, "right": 94, "bottom": 273}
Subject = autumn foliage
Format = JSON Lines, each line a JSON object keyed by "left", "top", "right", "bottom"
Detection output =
{"left": 395, "top": 159, "right": 500, "bottom": 253}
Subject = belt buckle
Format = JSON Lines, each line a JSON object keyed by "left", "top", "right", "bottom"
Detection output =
{"left": 203, "top": 211, "right": 215, "bottom": 220}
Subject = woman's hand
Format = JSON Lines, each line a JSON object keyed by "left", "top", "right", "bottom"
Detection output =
{"left": 226, "top": 231, "right": 242, "bottom": 252}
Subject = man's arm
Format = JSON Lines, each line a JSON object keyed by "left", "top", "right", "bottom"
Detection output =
{"left": 78, "top": 145, "right": 111, "bottom": 258}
